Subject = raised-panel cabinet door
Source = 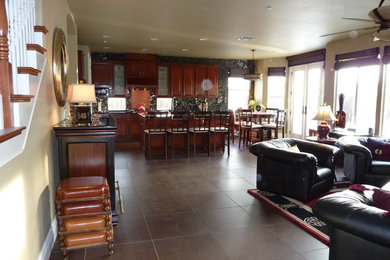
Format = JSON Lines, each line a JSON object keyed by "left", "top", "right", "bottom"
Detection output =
{"left": 113, "top": 114, "right": 128, "bottom": 140}
{"left": 206, "top": 65, "right": 218, "bottom": 97}
{"left": 142, "top": 59, "right": 157, "bottom": 79}
{"left": 170, "top": 64, "right": 183, "bottom": 97}
{"left": 92, "top": 61, "right": 113, "bottom": 86}
{"left": 182, "top": 65, "right": 195, "bottom": 97}
{"left": 195, "top": 65, "right": 208, "bottom": 97}
{"left": 127, "top": 60, "right": 143, "bottom": 78}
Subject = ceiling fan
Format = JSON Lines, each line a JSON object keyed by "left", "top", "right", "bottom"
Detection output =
{"left": 320, "top": 0, "right": 390, "bottom": 40}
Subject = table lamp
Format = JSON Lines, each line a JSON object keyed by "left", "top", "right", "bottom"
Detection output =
{"left": 67, "top": 83, "right": 96, "bottom": 124}
{"left": 312, "top": 104, "right": 337, "bottom": 139}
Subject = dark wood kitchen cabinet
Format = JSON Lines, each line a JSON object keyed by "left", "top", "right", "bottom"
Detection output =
{"left": 182, "top": 65, "right": 195, "bottom": 97}
{"left": 170, "top": 64, "right": 183, "bottom": 97}
{"left": 92, "top": 61, "right": 113, "bottom": 87}
{"left": 126, "top": 53, "right": 157, "bottom": 86}
{"left": 195, "top": 65, "right": 218, "bottom": 98}
{"left": 92, "top": 60, "right": 126, "bottom": 96}
{"left": 103, "top": 113, "right": 143, "bottom": 142}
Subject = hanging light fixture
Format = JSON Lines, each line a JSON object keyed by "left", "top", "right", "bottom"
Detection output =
{"left": 244, "top": 49, "right": 263, "bottom": 80}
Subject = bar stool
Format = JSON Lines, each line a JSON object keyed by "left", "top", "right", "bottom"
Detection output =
{"left": 210, "top": 111, "right": 231, "bottom": 156}
{"left": 56, "top": 176, "right": 114, "bottom": 259}
{"left": 189, "top": 111, "right": 211, "bottom": 156}
{"left": 144, "top": 111, "right": 168, "bottom": 159}
{"left": 167, "top": 111, "right": 190, "bottom": 158}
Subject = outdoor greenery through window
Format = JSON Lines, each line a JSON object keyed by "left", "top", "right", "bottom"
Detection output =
{"left": 267, "top": 76, "right": 285, "bottom": 109}
{"left": 335, "top": 65, "right": 379, "bottom": 133}
{"left": 228, "top": 77, "right": 250, "bottom": 111}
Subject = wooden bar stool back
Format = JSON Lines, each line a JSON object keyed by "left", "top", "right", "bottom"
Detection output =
{"left": 210, "top": 111, "right": 231, "bottom": 156}
{"left": 189, "top": 111, "right": 211, "bottom": 156}
{"left": 167, "top": 111, "right": 190, "bottom": 158}
{"left": 144, "top": 111, "right": 168, "bottom": 158}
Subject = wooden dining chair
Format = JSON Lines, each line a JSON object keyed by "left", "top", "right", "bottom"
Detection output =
{"left": 144, "top": 111, "right": 168, "bottom": 158}
{"left": 189, "top": 111, "right": 211, "bottom": 156}
{"left": 237, "top": 109, "right": 262, "bottom": 148}
{"left": 210, "top": 111, "right": 231, "bottom": 156}
{"left": 261, "top": 108, "right": 287, "bottom": 140}
{"left": 167, "top": 111, "right": 190, "bottom": 158}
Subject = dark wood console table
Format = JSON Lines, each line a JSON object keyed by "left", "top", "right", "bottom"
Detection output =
{"left": 53, "top": 118, "right": 118, "bottom": 221}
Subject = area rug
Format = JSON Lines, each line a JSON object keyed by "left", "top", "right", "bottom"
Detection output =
{"left": 247, "top": 181, "right": 351, "bottom": 245}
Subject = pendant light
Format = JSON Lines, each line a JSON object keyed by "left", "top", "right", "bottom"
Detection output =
{"left": 244, "top": 49, "right": 263, "bottom": 80}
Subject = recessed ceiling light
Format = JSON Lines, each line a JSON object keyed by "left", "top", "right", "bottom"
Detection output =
{"left": 102, "top": 35, "right": 111, "bottom": 38}
{"left": 266, "top": 5, "right": 272, "bottom": 10}
{"left": 103, "top": 40, "right": 108, "bottom": 43}
{"left": 150, "top": 38, "right": 159, "bottom": 41}
{"left": 103, "top": 46, "right": 111, "bottom": 49}
{"left": 142, "top": 48, "right": 149, "bottom": 52}
{"left": 182, "top": 48, "right": 189, "bottom": 51}
{"left": 200, "top": 38, "right": 208, "bottom": 41}
{"left": 237, "top": 36, "right": 254, "bottom": 41}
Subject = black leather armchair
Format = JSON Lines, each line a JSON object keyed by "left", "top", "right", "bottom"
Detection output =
{"left": 336, "top": 136, "right": 390, "bottom": 186}
{"left": 313, "top": 182, "right": 390, "bottom": 260}
{"left": 250, "top": 138, "right": 340, "bottom": 202}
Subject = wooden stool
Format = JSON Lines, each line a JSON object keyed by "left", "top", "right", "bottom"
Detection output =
{"left": 56, "top": 176, "right": 114, "bottom": 259}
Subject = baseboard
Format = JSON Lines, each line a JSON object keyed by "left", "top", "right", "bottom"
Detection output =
{"left": 37, "top": 218, "right": 57, "bottom": 260}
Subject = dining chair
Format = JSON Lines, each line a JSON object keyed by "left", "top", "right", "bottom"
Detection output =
{"left": 144, "top": 111, "right": 168, "bottom": 158}
{"left": 237, "top": 109, "right": 262, "bottom": 148}
{"left": 189, "top": 111, "right": 211, "bottom": 156}
{"left": 210, "top": 111, "right": 231, "bottom": 156}
{"left": 167, "top": 111, "right": 190, "bottom": 158}
{"left": 231, "top": 110, "right": 240, "bottom": 144}
{"left": 261, "top": 108, "right": 287, "bottom": 140}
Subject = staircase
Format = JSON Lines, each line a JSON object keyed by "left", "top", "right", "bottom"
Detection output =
{"left": 0, "top": 0, "right": 48, "bottom": 167}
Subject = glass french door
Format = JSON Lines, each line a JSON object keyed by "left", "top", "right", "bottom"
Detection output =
{"left": 289, "top": 63, "right": 324, "bottom": 139}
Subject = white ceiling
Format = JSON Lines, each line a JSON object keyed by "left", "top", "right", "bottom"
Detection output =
{"left": 67, "top": 0, "right": 381, "bottom": 59}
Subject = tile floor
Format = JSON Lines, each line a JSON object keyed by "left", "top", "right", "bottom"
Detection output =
{"left": 50, "top": 142, "right": 332, "bottom": 260}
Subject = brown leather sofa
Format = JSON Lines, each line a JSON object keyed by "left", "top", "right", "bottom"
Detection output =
{"left": 250, "top": 138, "right": 340, "bottom": 202}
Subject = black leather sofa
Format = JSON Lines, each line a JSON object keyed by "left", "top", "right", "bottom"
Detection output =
{"left": 313, "top": 182, "right": 390, "bottom": 260}
{"left": 336, "top": 136, "right": 390, "bottom": 186}
{"left": 249, "top": 138, "right": 340, "bottom": 202}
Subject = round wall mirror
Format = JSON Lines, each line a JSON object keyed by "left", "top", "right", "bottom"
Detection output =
{"left": 52, "top": 28, "right": 69, "bottom": 107}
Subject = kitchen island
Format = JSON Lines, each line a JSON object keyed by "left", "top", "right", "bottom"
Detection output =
{"left": 102, "top": 111, "right": 230, "bottom": 156}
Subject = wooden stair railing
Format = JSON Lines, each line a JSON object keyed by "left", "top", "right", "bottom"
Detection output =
{"left": 0, "top": 0, "right": 13, "bottom": 129}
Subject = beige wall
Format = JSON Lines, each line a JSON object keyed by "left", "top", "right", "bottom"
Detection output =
{"left": 0, "top": 0, "right": 77, "bottom": 259}
{"left": 256, "top": 57, "right": 288, "bottom": 107}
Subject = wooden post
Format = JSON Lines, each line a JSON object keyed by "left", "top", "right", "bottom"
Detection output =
{"left": 0, "top": 0, "right": 13, "bottom": 128}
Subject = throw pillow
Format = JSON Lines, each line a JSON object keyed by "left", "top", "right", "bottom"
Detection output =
{"left": 286, "top": 145, "right": 300, "bottom": 152}
{"left": 374, "top": 142, "right": 390, "bottom": 162}
{"left": 373, "top": 188, "right": 390, "bottom": 218}
{"left": 348, "top": 184, "right": 370, "bottom": 192}
{"left": 367, "top": 138, "right": 390, "bottom": 162}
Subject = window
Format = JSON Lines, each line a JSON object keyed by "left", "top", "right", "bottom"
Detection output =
{"left": 335, "top": 65, "right": 379, "bottom": 132}
{"left": 267, "top": 76, "right": 285, "bottom": 109}
{"left": 334, "top": 48, "right": 380, "bottom": 134}
{"left": 382, "top": 65, "right": 390, "bottom": 136}
{"left": 228, "top": 77, "right": 250, "bottom": 111}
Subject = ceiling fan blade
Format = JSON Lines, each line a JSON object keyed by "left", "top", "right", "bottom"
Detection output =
{"left": 320, "top": 26, "right": 378, "bottom": 37}
{"left": 342, "top": 18, "right": 376, "bottom": 23}
{"left": 379, "top": 0, "right": 385, "bottom": 7}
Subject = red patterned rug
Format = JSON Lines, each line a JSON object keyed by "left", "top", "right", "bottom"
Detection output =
{"left": 247, "top": 181, "right": 351, "bottom": 245}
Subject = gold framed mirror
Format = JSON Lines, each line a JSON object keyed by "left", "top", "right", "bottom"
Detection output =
{"left": 52, "top": 28, "right": 69, "bottom": 107}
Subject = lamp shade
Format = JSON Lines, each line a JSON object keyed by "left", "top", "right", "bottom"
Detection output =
{"left": 66, "top": 84, "right": 96, "bottom": 103}
{"left": 312, "top": 105, "right": 337, "bottom": 121}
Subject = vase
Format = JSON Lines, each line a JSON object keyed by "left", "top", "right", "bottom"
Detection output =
{"left": 335, "top": 93, "right": 346, "bottom": 128}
